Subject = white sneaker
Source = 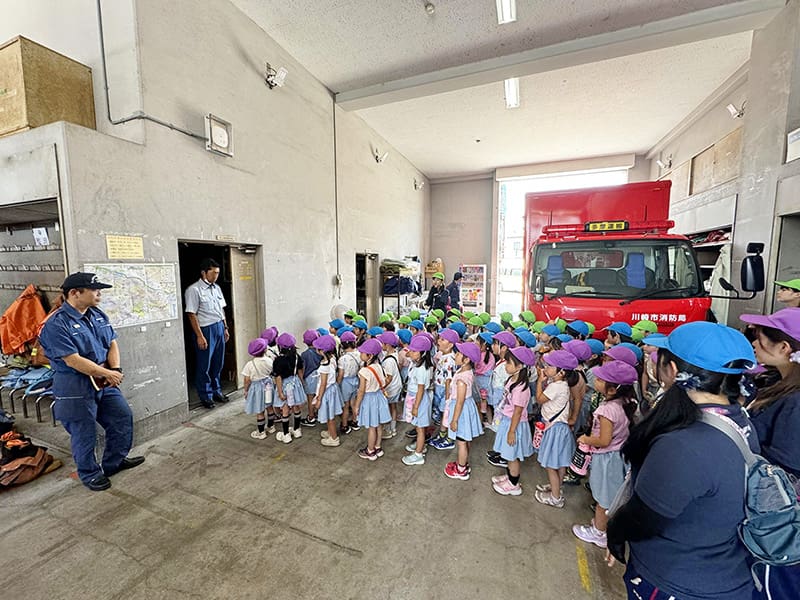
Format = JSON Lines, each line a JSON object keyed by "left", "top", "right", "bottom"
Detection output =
{"left": 292, "top": 428, "right": 302, "bottom": 439}
{"left": 321, "top": 436, "right": 341, "bottom": 447}
{"left": 535, "top": 483, "right": 552, "bottom": 493}
{"left": 491, "top": 474, "right": 509, "bottom": 485}
{"left": 383, "top": 428, "right": 397, "bottom": 439}
{"left": 405, "top": 443, "right": 427, "bottom": 453}
{"left": 276, "top": 432, "right": 292, "bottom": 444}
{"left": 402, "top": 452, "right": 425, "bottom": 466}
{"left": 320, "top": 430, "right": 330, "bottom": 439}
{"left": 572, "top": 524, "right": 607, "bottom": 548}
{"left": 250, "top": 430, "right": 267, "bottom": 440}
{"left": 535, "top": 490, "right": 565, "bottom": 508}
{"left": 266, "top": 424, "right": 276, "bottom": 434}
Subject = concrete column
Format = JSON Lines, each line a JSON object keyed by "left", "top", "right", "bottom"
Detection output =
{"left": 730, "top": 0, "right": 800, "bottom": 323}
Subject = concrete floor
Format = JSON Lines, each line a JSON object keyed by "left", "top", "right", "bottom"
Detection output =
{"left": 2, "top": 397, "right": 626, "bottom": 600}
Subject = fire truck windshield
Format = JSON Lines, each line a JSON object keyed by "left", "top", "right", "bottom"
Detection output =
{"left": 532, "top": 239, "right": 703, "bottom": 300}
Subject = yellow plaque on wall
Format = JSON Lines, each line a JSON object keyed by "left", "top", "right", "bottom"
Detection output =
{"left": 106, "top": 235, "right": 144, "bottom": 259}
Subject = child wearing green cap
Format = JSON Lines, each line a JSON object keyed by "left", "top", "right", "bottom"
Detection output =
{"left": 775, "top": 279, "right": 800, "bottom": 307}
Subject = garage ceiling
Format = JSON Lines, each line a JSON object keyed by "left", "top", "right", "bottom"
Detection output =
{"left": 232, "top": 0, "right": 770, "bottom": 178}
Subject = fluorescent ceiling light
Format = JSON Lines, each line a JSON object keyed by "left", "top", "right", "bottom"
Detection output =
{"left": 504, "top": 77, "right": 520, "bottom": 108}
{"left": 496, "top": 0, "right": 517, "bottom": 24}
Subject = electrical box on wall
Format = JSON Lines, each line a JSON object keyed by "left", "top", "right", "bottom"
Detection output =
{"left": 205, "top": 114, "right": 233, "bottom": 157}
{"left": 787, "top": 126, "right": 800, "bottom": 163}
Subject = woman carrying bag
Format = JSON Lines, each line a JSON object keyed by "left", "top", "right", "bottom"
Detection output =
{"left": 606, "top": 321, "right": 759, "bottom": 600}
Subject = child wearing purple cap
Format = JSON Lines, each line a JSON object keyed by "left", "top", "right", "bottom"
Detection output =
{"left": 402, "top": 335, "right": 435, "bottom": 466}
{"left": 490, "top": 346, "right": 536, "bottom": 496}
{"left": 571, "top": 361, "right": 637, "bottom": 549}
{"left": 243, "top": 338, "right": 277, "bottom": 440}
{"left": 352, "top": 340, "right": 391, "bottom": 461}
{"left": 300, "top": 329, "right": 322, "bottom": 427}
{"left": 443, "top": 343, "right": 484, "bottom": 481}
{"left": 534, "top": 350, "right": 579, "bottom": 508}
{"left": 429, "top": 330, "right": 458, "bottom": 450}
{"left": 272, "top": 334, "right": 306, "bottom": 444}
{"left": 378, "top": 332, "right": 404, "bottom": 439}
{"left": 740, "top": 308, "right": 800, "bottom": 598}
{"left": 313, "top": 336, "right": 344, "bottom": 447}
{"left": 337, "top": 333, "right": 362, "bottom": 435}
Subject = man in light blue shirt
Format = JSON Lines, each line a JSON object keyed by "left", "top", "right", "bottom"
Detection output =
{"left": 184, "top": 258, "right": 229, "bottom": 408}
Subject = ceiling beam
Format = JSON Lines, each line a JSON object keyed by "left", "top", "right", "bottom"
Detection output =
{"left": 336, "top": 0, "right": 784, "bottom": 111}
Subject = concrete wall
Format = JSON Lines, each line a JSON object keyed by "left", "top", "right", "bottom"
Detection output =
{"left": 429, "top": 177, "right": 494, "bottom": 285}
{"left": 0, "top": 0, "right": 429, "bottom": 441}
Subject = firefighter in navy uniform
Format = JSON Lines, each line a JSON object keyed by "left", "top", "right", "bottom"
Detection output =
{"left": 38, "top": 272, "right": 144, "bottom": 491}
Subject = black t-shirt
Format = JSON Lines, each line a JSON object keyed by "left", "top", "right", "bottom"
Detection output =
{"left": 272, "top": 352, "right": 302, "bottom": 378}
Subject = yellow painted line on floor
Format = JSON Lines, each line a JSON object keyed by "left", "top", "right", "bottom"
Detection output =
{"left": 576, "top": 543, "right": 592, "bottom": 594}
{"left": 273, "top": 452, "right": 285, "bottom": 462}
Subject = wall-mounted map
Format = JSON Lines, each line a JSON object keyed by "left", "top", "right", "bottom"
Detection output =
{"left": 83, "top": 263, "right": 178, "bottom": 327}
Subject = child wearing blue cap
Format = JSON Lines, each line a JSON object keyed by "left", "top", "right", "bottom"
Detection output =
{"left": 474, "top": 332, "right": 496, "bottom": 426}
{"left": 402, "top": 335, "right": 435, "bottom": 466}
{"left": 607, "top": 322, "right": 760, "bottom": 599}
{"left": 605, "top": 322, "right": 633, "bottom": 348}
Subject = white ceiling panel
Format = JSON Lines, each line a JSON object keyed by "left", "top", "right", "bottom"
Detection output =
{"left": 355, "top": 32, "right": 752, "bottom": 178}
{"left": 231, "top": 0, "right": 742, "bottom": 91}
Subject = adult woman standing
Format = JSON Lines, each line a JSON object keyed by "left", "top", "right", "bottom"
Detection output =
{"left": 606, "top": 322, "right": 759, "bottom": 600}
{"left": 740, "top": 307, "right": 800, "bottom": 599}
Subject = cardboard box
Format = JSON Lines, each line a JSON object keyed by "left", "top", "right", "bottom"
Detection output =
{"left": 0, "top": 36, "right": 96, "bottom": 138}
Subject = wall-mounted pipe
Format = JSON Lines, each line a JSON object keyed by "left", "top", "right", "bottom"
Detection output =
{"left": 96, "top": 0, "right": 205, "bottom": 141}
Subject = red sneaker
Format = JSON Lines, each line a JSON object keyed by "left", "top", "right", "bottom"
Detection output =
{"left": 444, "top": 461, "right": 470, "bottom": 481}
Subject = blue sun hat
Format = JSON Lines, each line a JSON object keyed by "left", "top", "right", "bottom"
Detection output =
{"left": 367, "top": 326, "right": 384, "bottom": 337}
{"left": 336, "top": 325, "right": 354, "bottom": 337}
{"left": 316, "top": 327, "right": 328, "bottom": 337}
{"left": 478, "top": 331, "right": 495, "bottom": 345}
{"left": 618, "top": 342, "right": 644, "bottom": 362}
{"left": 353, "top": 320, "right": 368, "bottom": 330}
{"left": 566, "top": 319, "right": 590, "bottom": 338}
{"left": 410, "top": 319, "right": 425, "bottom": 331}
{"left": 329, "top": 318, "right": 345, "bottom": 330}
{"left": 518, "top": 330, "right": 538, "bottom": 348}
{"left": 556, "top": 333, "right": 574, "bottom": 343}
{"left": 586, "top": 338, "right": 605, "bottom": 356}
{"left": 484, "top": 322, "right": 502, "bottom": 334}
{"left": 645, "top": 321, "right": 755, "bottom": 374}
{"left": 397, "top": 329, "right": 413, "bottom": 344}
{"left": 448, "top": 321, "right": 467, "bottom": 338}
{"left": 542, "top": 324, "right": 561, "bottom": 337}
{"left": 606, "top": 322, "right": 633, "bottom": 337}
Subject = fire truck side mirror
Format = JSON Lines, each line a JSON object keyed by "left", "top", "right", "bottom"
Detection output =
{"left": 534, "top": 274, "right": 544, "bottom": 302}
{"left": 741, "top": 253, "right": 765, "bottom": 293}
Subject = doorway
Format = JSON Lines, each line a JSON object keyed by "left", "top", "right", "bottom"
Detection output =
{"left": 774, "top": 213, "right": 800, "bottom": 311}
{"left": 355, "top": 252, "right": 379, "bottom": 323}
{"left": 178, "top": 242, "right": 239, "bottom": 409}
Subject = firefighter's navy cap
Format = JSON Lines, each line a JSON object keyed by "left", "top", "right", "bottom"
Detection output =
{"left": 61, "top": 272, "right": 113, "bottom": 291}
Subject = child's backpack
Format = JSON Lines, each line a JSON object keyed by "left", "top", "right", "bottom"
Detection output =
{"left": 700, "top": 412, "right": 800, "bottom": 568}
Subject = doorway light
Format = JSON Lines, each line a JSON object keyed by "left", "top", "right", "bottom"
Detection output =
{"left": 504, "top": 78, "right": 520, "bottom": 109}
{"left": 496, "top": 0, "right": 516, "bottom": 24}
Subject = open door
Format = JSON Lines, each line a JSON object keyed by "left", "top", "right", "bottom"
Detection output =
{"left": 229, "top": 246, "right": 262, "bottom": 388}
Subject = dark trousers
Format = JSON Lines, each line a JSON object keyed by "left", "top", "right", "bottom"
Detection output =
{"left": 195, "top": 320, "right": 225, "bottom": 400}
{"left": 59, "top": 386, "right": 133, "bottom": 485}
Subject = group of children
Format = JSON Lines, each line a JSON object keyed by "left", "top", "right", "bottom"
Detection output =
{"left": 241, "top": 307, "right": 664, "bottom": 551}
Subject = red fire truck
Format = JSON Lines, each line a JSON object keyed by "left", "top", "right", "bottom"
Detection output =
{"left": 523, "top": 181, "right": 762, "bottom": 334}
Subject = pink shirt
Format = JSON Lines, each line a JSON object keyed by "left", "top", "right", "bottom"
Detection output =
{"left": 449, "top": 369, "right": 474, "bottom": 401}
{"left": 501, "top": 378, "right": 531, "bottom": 419}
{"left": 474, "top": 351, "right": 495, "bottom": 376}
{"left": 591, "top": 399, "right": 630, "bottom": 453}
